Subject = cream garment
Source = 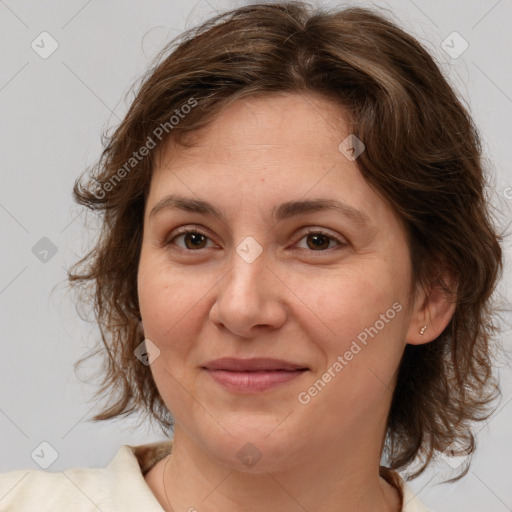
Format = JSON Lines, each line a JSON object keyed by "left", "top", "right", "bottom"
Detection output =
{"left": 0, "top": 441, "right": 433, "bottom": 511}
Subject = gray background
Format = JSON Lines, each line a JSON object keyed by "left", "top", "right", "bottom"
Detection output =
{"left": 1, "top": 1, "right": 511, "bottom": 511}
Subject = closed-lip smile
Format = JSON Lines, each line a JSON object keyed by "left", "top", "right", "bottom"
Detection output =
{"left": 202, "top": 357, "right": 309, "bottom": 392}
{"left": 203, "top": 357, "right": 308, "bottom": 372}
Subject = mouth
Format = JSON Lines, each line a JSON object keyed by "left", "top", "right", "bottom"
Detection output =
{"left": 203, "top": 357, "right": 308, "bottom": 372}
{"left": 201, "top": 357, "right": 309, "bottom": 393}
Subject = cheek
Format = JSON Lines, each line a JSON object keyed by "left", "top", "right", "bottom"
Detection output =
{"left": 137, "top": 252, "right": 208, "bottom": 352}
{"left": 291, "top": 261, "right": 409, "bottom": 406}
{"left": 137, "top": 255, "right": 207, "bottom": 414}
{"left": 290, "top": 262, "right": 403, "bottom": 352}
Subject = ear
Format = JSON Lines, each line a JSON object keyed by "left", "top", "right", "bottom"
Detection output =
{"left": 406, "top": 274, "right": 457, "bottom": 345}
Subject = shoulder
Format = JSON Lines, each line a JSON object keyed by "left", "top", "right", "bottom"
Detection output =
{"left": 0, "top": 465, "right": 111, "bottom": 511}
{"left": 401, "top": 479, "right": 436, "bottom": 512}
{"left": 381, "top": 466, "right": 434, "bottom": 512}
{"left": 0, "top": 443, "right": 172, "bottom": 512}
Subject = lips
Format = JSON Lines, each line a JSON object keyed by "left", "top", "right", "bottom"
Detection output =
{"left": 202, "top": 357, "right": 308, "bottom": 372}
{"left": 202, "top": 358, "right": 308, "bottom": 392}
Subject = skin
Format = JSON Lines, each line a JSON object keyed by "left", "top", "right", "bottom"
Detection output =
{"left": 138, "top": 92, "right": 455, "bottom": 512}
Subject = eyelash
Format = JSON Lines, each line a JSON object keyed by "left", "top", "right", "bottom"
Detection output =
{"left": 165, "top": 226, "right": 348, "bottom": 253}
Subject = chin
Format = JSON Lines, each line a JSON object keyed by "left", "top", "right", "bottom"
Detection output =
{"left": 197, "top": 418, "right": 305, "bottom": 473}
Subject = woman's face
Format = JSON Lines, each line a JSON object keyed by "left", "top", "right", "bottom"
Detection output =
{"left": 138, "top": 92, "right": 420, "bottom": 470}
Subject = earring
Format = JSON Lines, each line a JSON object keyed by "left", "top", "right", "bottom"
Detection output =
{"left": 419, "top": 325, "right": 427, "bottom": 335}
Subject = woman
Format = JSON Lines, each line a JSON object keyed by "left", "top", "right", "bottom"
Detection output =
{"left": 0, "top": 2, "right": 503, "bottom": 511}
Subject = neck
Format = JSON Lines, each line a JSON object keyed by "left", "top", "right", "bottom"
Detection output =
{"left": 152, "top": 426, "right": 401, "bottom": 512}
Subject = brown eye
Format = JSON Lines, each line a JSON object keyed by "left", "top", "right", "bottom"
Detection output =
{"left": 306, "top": 233, "right": 331, "bottom": 250}
{"left": 183, "top": 232, "right": 208, "bottom": 249}
{"left": 169, "top": 230, "right": 213, "bottom": 250}
{"left": 296, "top": 229, "right": 347, "bottom": 252}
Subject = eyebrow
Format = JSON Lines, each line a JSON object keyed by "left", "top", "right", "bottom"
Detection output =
{"left": 149, "top": 193, "right": 370, "bottom": 226}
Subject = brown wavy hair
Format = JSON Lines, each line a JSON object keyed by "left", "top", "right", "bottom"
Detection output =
{"left": 69, "top": 1, "right": 503, "bottom": 482}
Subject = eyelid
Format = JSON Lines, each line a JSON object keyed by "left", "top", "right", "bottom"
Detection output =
{"left": 292, "top": 227, "right": 348, "bottom": 251}
{"left": 164, "top": 225, "right": 348, "bottom": 252}
{"left": 165, "top": 225, "right": 218, "bottom": 249}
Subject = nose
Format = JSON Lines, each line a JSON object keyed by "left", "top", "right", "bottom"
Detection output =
{"left": 209, "top": 249, "right": 287, "bottom": 339}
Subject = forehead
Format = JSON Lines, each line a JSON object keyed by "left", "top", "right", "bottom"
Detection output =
{"left": 147, "top": 92, "right": 393, "bottom": 230}
{"left": 155, "top": 92, "right": 351, "bottom": 169}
